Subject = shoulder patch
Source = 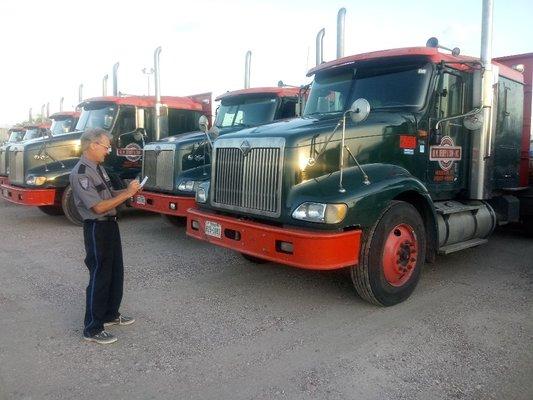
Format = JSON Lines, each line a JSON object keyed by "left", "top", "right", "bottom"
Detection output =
{"left": 77, "top": 164, "right": 86, "bottom": 174}
{"left": 79, "top": 176, "right": 89, "bottom": 190}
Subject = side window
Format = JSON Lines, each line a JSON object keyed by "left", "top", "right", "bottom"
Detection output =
{"left": 437, "top": 72, "right": 463, "bottom": 118}
{"left": 278, "top": 98, "right": 298, "bottom": 119}
{"left": 115, "top": 107, "right": 136, "bottom": 135}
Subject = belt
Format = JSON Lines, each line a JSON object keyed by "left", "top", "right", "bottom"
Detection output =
{"left": 85, "top": 216, "right": 118, "bottom": 222}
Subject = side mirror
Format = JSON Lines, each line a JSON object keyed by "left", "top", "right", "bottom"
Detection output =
{"left": 136, "top": 108, "right": 145, "bottom": 129}
{"left": 133, "top": 128, "right": 146, "bottom": 142}
{"left": 348, "top": 98, "right": 371, "bottom": 123}
{"left": 198, "top": 115, "right": 209, "bottom": 133}
{"left": 463, "top": 111, "right": 484, "bottom": 130}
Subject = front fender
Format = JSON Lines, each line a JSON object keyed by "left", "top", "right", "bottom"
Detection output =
{"left": 287, "top": 163, "right": 434, "bottom": 231}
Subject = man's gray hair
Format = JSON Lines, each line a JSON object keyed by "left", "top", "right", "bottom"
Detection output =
{"left": 80, "top": 128, "right": 112, "bottom": 152}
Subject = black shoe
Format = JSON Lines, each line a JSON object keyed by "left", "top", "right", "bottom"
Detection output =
{"left": 104, "top": 315, "right": 135, "bottom": 327}
{"left": 83, "top": 330, "right": 117, "bottom": 344}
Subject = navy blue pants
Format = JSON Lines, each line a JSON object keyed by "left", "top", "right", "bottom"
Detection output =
{"left": 82, "top": 220, "right": 124, "bottom": 336}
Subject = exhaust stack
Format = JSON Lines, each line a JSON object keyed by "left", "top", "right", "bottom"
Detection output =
{"left": 46, "top": 102, "right": 50, "bottom": 118}
{"left": 41, "top": 104, "right": 45, "bottom": 121}
{"left": 336, "top": 8, "right": 346, "bottom": 59}
{"left": 78, "top": 84, "right": 83, "bottom": 103}
{"left": 469, "top": 0, "right": 494, "bottom": 199}
{"left": 103, "top": 74, "right": 108, "bottom": 96}
{"left": 112, "top": 62, "right": 119, "bottom": 96}
{"left": 29, "top": 108, "right": 33, "bottom": 123}
{"left": 316, "top": 28, "right": 325, "bottom": 66}
{"left": 244, "top": 51, "right": 252, "bottom": 89}
{"left": 60, "top": 97, "right": 64, "bottom": 112}
{"left": 154, "top": 46, "right": 162, "bottom": 141}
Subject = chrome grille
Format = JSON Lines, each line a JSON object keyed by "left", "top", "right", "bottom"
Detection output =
{"left": 0, "top": 148, "right": 6, "bottom": 175}
{"left": 142, "top": 144, "right": 175, "bottom": 192}
{"left": 8, "top": 148, "right": 24, "bottom": 185}
{"left": 212, "top": 137, "right": 284, "bottom": 217}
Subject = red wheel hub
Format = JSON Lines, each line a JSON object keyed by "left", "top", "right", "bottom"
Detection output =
{"left": 382, "top": 223, "right": 418, "bottom": 287}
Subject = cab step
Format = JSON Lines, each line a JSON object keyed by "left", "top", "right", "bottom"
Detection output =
{"left": 438, "top": 238, "right": 488, "bottom": 255}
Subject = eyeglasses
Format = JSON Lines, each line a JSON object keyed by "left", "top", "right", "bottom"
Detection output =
{"left": 95, "top": 142, "right": 112, "bottom": 154}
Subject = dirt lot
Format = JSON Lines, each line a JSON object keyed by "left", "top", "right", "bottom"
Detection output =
{"left": 0, "top": 201, "right": 531, "bottom": 400}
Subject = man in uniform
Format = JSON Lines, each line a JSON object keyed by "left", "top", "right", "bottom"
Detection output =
{"left": 70, "top": 128, "right": 141, "bottom": 344}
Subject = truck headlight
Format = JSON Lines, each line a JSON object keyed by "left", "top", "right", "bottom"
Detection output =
{"left": 196, "top": 187, "right": 207, "bottom": 203}
{"left": 178, "top": 180, "right": 196, "bottom": 192}
{"left": 292, "top": 202, "right": 347, "bottom": 224}
{"left": 26, "top": 175, "right": 47, "bottom": 186}
{"left": 195, "top": 181, "right": 210, "bottom": 203}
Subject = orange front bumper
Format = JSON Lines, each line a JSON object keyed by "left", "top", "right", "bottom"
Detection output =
{"left": 0, "top": 183, "right": 57, "bottom": 206}
{"left": 187, "top": 208, "right": 362, "bottom": 270}
{"left": 131, "top": 191, "right": 196, "bottom": 217}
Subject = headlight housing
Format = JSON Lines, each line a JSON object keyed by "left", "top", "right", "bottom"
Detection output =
{"left": 292, "top": 202, "right": 347, "bottom": 224}
{"left": 177, "top": 180, "right": 196, "bottom": 192}
{"left": 195, "top": 181, "right": 210, "bottom": 204}
{"left": 26, "top": 175, "right": 47, "bottom": 186}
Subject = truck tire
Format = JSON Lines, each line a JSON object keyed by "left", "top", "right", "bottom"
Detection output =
{"left": 241, "top": 253, "right": 269, "bottom": 264}
{"left": 161, "top": 214, "right": 186, "bottom": 227}
{"left": 351, "top": 201, "right": 426, "bottom": 306}
{"left": 61, "top": 185, "right": 83, "bottom": 226}
{"left": 523, "top": 216, "right": 533, "bottom": 237}
{"left": 38, "top": 206, "right": 64, "bottom": 216}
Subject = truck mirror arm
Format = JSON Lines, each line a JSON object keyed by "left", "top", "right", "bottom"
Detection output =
{"left": 435, "top": 107, "right": 483, "bottom": 130}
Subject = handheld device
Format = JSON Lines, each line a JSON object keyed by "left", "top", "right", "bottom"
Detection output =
{"left": 140, "top": 176, "right": 149, "bottom": 188}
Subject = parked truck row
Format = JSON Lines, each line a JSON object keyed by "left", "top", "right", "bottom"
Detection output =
{"left": 1, "top": 2, "right": 531, "bottom": 306}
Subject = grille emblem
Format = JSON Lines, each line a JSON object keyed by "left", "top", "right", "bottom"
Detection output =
{"left": 240, "top": 140, "right": 251, "bottom": 156}
{"left": 154, "top": 146, "right": 162, "bottom": 156}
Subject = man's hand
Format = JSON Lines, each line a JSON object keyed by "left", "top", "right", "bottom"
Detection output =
{"left": 126, "top": 180, "right": 141, "bottom": 197}
{"left": 91, "top": 180, "right": 141, "bottom": 215}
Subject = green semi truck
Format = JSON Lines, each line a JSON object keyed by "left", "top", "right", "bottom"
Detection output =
{"left": 187, "top": 3, "right": 532, "bottom": 306}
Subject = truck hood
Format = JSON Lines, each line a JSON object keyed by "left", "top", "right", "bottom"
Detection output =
{"left": 215, "top": 111, "right": 417, "bottom": 148}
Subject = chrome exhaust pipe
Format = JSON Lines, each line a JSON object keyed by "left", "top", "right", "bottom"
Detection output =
{"left": 469, "top": 0, "right": 494, "bottom": 199}
{"left": 103, "top": 74, "right": 108, "bottom": 96}
{"left": 29, "top": 108, "right": 33, "bottom": 123}
{"left": 316, "top": 28, "right": 325, "bottom": 66}
{"left": 244, "top": 50, "right": 252, "bottom": 89}
{"left": 41, "top": 104, "right": 45, "bottom": 121}
{"left": 112, "top": 62, "right": 119, "bottom": 96}
{"left": 337, "top": 8, "right": 346, "bottom": 59}
{"left": 78, "top": 84, "right": 83, "bottom": 103}
{"left": 59, "top": 97, "right": 64, "bottom": 112}
{"left": 46, "top": 102, "right": 49, "bottom": 118}
{"left": 154, "top": 46, "right": 162, "bottom": 140}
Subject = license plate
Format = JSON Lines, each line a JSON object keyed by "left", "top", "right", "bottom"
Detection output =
{"left": 2, "top": 189, "right": 7, "bottom": 197}
{"left": 205, "top": 220, "right": 222, "bottom": 238}
{"left": 136, "top": 195, "right": 146, "bottom": 205}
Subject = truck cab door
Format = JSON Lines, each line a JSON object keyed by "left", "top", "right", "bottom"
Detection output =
{"left": 427, "top": 69, "right": 469, "bottom": 199}
{"left": 109, "top": 106, "right": 144, "bottom": 176}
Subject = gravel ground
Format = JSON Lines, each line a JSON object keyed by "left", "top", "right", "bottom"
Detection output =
{"left": 0, "top": 200, "right": 531, "bottom": 400}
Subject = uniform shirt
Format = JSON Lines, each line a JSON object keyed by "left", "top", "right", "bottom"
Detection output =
{"left": 69, "top": 155, "right": 117, "bottom": 221}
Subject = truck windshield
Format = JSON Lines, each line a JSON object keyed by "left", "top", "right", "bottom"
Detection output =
{"left": 23, "top": 129, "right": 45, "bottom": 140}
{"left": 76, "top": 103, "right": 117, "bottom": 132}
{"left": 8, "top": 131, "right": 25, "bottom": 142}
{"left": 50, "top": 118, "right": 75, "bottom": 136}
{"left": 304, "top": 63, "right": 432, "bottom": 116}
{"left": 215, "top": 96, "right": 278, "bottom": 128}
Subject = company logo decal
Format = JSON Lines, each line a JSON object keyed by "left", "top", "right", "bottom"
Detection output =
{"left": 429, "top": 136, "right": 462, "bottom": 171}
{"left": 240, "top": 140, "right": 251, "bottom": 156}
{"left": 117, "top": 143, "right": 142, "bottom": 162}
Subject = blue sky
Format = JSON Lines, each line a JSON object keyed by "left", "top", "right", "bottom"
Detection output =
{"left": 0, "top": 0, "right": 531, "bottom": 126}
